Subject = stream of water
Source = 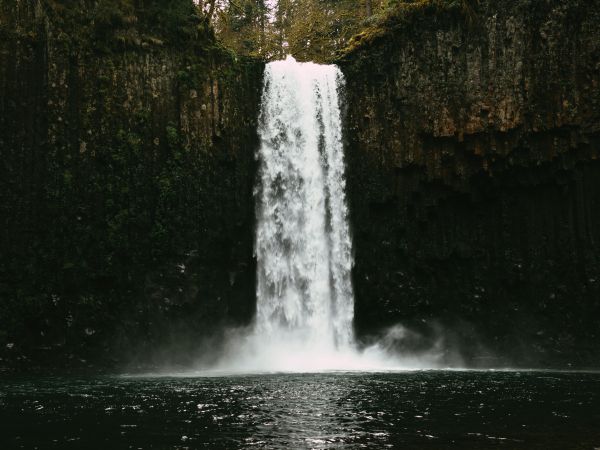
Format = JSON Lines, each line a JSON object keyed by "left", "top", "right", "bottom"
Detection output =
{"left": 251, "top": 55, "right": 356, "bottom": 368}
{"left": 212, "top": 56, "right": 443, "bottom": 372}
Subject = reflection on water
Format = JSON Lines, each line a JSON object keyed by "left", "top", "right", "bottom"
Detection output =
{"left": 1, "top": 371, "right": 599, "bottom": 449}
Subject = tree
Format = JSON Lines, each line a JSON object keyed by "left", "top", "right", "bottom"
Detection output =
{"left": 215, "top": 0, "right": 271, "bottom": 56}
{"left": 195, "top": 0, "right": 218, "bottom": 24}
{"left": 214, "top": 0, "right": 385, "bottom": 61}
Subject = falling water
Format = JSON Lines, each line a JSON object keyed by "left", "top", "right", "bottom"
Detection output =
{"left": 255, "top": 55, "right": 354, "bottom": 355}
{"left": 209, "top": 57, "right": 443, "bottom": 373}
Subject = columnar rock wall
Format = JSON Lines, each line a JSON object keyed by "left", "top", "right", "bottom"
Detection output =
{"left": 0, "top": 1, "right": 263, "bottom": 367}
{"left": 341, "top": 0, "right": 600, "bottom": 367}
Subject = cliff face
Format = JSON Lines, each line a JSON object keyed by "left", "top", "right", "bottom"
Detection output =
{"left": 340, "top": 0, "right": 600, "bottom": 366}
{"left": 0, "top": 1, "right": 263, "bottom": 367}
{"left": 3, "top": 0, "right": 600, "bottom": 370}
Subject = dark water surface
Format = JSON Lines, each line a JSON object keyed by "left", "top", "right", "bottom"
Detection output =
{"left": 1, "top": 371, "right": 599, "bottom": 449}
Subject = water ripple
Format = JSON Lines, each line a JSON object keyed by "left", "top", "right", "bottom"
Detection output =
{"left": 0, "top": 371, "right": 599, "bottom": 449}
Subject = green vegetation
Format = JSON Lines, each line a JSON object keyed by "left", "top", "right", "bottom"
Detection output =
{"left": 30, "top": 0, "right": 212, "bottom": 52}
{"left": 343, "top": 0, "right": 480, "bottom": 56}
{"left": 0, "top": 0, "right": 480, "bottom": 61}
{"left": 208, "top": 0, "right": 479, "bottom": 62}
{"left": 215, "top": 0, "right": 374, "bottom": 61}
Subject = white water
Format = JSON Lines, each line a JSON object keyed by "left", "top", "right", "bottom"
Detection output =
{"left": 209, "top": 57, "right": 444, "bottom": 373}
{"left": 255, "top": 56, "right": 354, "bottom": 353}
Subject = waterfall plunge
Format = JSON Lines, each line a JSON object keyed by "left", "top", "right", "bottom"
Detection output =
{"left": 210, "top": 57, "right": 442, "bottom": 373}
{"left": 255, "top": 56, "right": 354, "bottom": 353}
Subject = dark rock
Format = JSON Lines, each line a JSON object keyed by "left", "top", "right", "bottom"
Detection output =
{"left": 0, "top": 0, "right": 263, "bottom": 368}
{"left": 340, "top": 0, "right": 600, "bottom": 368}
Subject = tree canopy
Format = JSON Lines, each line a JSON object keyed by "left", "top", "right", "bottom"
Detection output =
{"left": 211, "top": 0, "right": 385, "bottom": 62}
{"left": 209, "top": 0, "right": 479, "bottom": 62}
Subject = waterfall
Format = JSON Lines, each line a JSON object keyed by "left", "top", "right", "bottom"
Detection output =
{"left": 209, "top": 57, "right": 439, "bottom": 373}
{"left": 255, "top": 55, "right": 355, "bottom": 354}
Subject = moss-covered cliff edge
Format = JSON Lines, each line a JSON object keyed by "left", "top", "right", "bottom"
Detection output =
{"left": 0, "top": 1, "right": 263, "bottom": 369}
{"left": 340, "top": 0, "right": 600, "bottom": 366}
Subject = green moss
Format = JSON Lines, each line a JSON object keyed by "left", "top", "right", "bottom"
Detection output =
{"left": 165, "top": 124, "right": 180, "bottom": 149}
{"left": 40, "top": 0, "right": 210, "bottom": 54}
{"left": 341, "top": 0, "right": 479, "bottom": 56}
